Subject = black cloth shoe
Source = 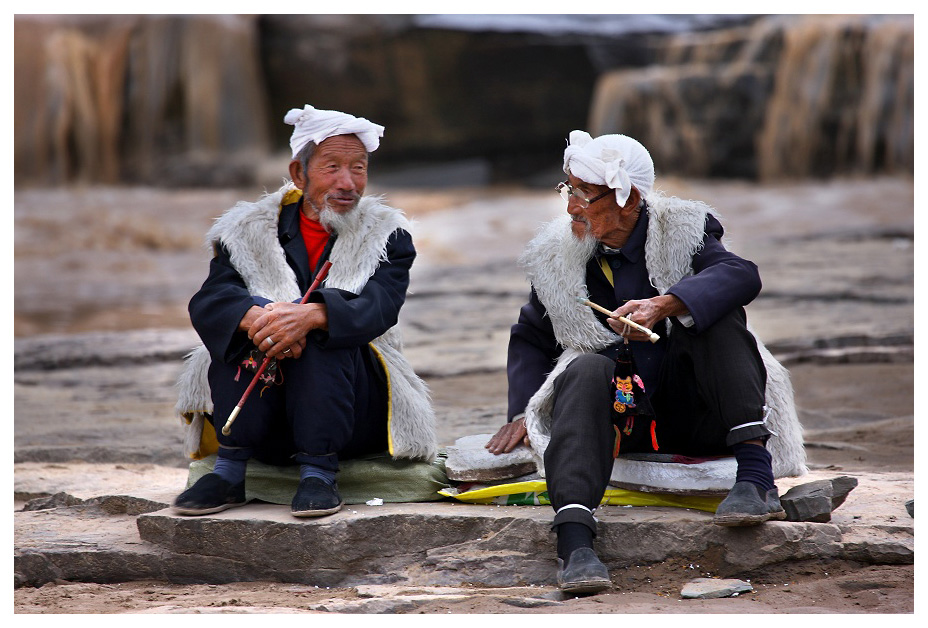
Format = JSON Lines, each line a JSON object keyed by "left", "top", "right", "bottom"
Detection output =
{"left": 557, "top": 547, "right": 612, "bottom": 595}
{"left": 291, "top": 477, "right": 344, "bottom": 517}
{"left": 713, "top": 480, "right": 787, "bottom": 527}
{"left": 171, "top": 473, "right": 247, "bottom": 516}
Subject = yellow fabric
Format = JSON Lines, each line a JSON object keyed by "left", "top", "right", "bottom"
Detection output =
{"left": 599, "top": 256, "right": 614, "bottom": 287}
{"left": 440, "top": 480, "right": 724, "bottom": 513}
{"left": 368, "top": 343, "right": 395, "bottom": 456}
{"left": 281, "top": 187, "right": 303, "bottom": 208}
{"left": 196, "top": 420, "right": 220, "bottom": 459}
{"left": 182, "top": 412, "right": 219, "bottom": 460}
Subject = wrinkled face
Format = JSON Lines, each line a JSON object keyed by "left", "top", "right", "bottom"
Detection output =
{"left": 565, "top": 173, "right": 624, "bottom": 246}
{"left": 299, "top": 134, "right": 368, "bottom": 218}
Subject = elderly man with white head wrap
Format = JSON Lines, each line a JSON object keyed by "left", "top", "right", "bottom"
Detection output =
{"left": 487, "top": 131, "right": 805, "bottom": 594}
{"left": 172, "top": 105, "right": 436, "bottom": 518}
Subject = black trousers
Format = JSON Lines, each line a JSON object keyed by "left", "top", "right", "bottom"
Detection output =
{"left": 207, "top": 340, "right": 389, "bottom": 472}
{"left": 544, "top": 308, "right": 769, "bottom": 532}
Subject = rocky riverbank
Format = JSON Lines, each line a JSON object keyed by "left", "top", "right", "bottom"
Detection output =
{"left": 14, "top": 176, "right": 914, "bottom": 613}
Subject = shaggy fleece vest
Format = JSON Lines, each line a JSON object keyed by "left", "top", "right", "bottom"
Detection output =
{"left": 175, "top": 183, "right": 438, "bottom": 462}
{"left": 519, "top": 192, "right": 807, "bottom": 479}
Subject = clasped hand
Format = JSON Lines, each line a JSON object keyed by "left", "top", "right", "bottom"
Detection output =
{"left": 244, "top": 301, "right": 328, "bottom": 360}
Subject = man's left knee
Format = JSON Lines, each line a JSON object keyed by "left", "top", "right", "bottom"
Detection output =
{"left": 558, "top": 353, "right": 614, "bottom": 385}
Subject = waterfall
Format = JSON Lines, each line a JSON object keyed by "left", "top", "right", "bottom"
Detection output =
{"left": 588, "top": 15, "right": 913, "bottom": 180}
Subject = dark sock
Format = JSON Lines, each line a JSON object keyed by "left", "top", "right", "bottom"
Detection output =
{"left": 212, "top": 456, "right": 246, "bottom": 485}
{"left": 300, "top": 464, "right": 336, "bottom": 485}
{"left": 733, "top": 442, "right": 775, "bottom": 493}
{"left": 556, "top": 522, "right": 594, "bottom": 564}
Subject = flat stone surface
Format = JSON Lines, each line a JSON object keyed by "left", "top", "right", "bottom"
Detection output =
{"left": 14, "top": 463, "right": 188, "bottom": 505}
{"left": 13, "top": 464, "right": 913, "bottom": 589}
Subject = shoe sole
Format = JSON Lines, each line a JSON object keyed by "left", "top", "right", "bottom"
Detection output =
{"left": 291, "top": 501, "right": 344, "bottom": 518}
{"left": 558, "top": 578, "right": 612, "bottom": 595}
{"left": 713, "top": 509, "right": 787, "bottom": 527}
{"left": 170, "top": 500, "right": 248, "bottom": 516}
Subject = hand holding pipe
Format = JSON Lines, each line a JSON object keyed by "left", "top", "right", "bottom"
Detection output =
{"left": 576, "top": 296, "right": 660, "bottom": 343}
{"left": 221, "top": 260, "right": 333, "bottom": 436}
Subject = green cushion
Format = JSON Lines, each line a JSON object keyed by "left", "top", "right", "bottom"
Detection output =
{"left": 187, "top": 453, "right": 451, "bottom": 505}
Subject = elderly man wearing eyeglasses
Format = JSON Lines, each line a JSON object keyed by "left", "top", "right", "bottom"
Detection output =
{"left": 486, "top": 131, "right": 806, "bottom": 595}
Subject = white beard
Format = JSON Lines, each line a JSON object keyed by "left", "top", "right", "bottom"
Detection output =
{"left": 571, "top": 218, "right": 599, "bottom": 249}
{"left": 318, "top": 200, "right": 362, "bottom": 235}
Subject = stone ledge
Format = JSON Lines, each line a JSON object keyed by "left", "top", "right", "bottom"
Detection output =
{"left": 132, "top": 500, "right": 911, "bottom": 587}
{"left": 14, "top": 469, "right": 914, "bottom": 589}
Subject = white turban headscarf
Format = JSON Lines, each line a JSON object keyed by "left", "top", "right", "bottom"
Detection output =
{"left": 562, "top": 131, "right": 654, "bottom": 207}
{"left": 284, "top": 104, "right": 385, "bottom": 158}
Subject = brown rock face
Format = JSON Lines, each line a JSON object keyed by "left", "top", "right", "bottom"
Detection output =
{"left": 15, "top": 15, "right": 913, "bottom": 186}
{"left": 589, "top": 15, "right": 914, "bottom": 180}
{"left": 15, "top": 15, "right": 270, "bottom": 187}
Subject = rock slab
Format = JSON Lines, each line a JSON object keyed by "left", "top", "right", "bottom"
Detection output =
{"left": 681, "top": 578, "right": 754, "bottom": 599}
{"left": 780, "top": 476, "right": 858, "bottom": 522}
{"left": 444, "top": 434, "right": 537, "bottom": 482}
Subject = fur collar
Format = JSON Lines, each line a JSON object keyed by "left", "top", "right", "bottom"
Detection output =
{"left": 206, "top": 183, "right": 413, "bottom": 300}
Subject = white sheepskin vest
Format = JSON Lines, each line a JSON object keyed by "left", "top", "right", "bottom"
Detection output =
{"left": 519, "top": 192, "right": 807, "bottom": 479}
{"left": 175, "top": 183, "right": 438, "bottom": 462}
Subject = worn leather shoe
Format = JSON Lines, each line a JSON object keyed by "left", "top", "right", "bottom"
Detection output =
{"left": 171, "top": 473, "right": 247, "bottom": 516}
{"left": 713, "top": 480, "right": 787, "bottom": 527}
{"left": 291, "top": 477, "right": 344, "bottom": 517}
{"left": 557, "top": 547, "right": 612, "bottom": 595}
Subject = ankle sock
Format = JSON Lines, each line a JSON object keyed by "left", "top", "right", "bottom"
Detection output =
{"left": 733, "top": 442, "right": 775, "bottom": 493}
{"left": 300, "top": 464, "right": 336, "bottom": 485}
{"left": 212, "top": 456, "right": 246, "bottom": 485}
{"left": 556, "top": 522, "right": 594, "bottom": 563}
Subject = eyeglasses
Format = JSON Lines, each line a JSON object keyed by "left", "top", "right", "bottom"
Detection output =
{"left": 556, "top": 180, "right": 612, "bottom": 209}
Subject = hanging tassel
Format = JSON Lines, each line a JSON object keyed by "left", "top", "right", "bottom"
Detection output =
{"left": 650, "top": 420, "right": 659, "bottom": 451}
{"left": 613, "top": 425, "right": 622, "bottom": 458}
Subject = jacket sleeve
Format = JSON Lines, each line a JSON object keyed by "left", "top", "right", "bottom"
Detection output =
{"left": 189, "top": 243, "right": 273, "bottom": 364}
{"left": 664, "top": 213, "right": 762, "bottom": 333}
{"left": 306, "top": 229, "right": 415, "bottom": 349}
{"left": 506, "top": 287, "right": 563, "bottom": 420}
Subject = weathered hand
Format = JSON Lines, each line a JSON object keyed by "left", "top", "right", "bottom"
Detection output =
{"left": 485, "top": 417, "right": 530, "bottom": 455}
{"left": 248, "top": 302, "right": 327, "bottom": 359}
{"left": 277, "top": 337, "right": 307, "bottom": 360}
{"left": 608, "top": 295, "right": 686, "bottom": 341}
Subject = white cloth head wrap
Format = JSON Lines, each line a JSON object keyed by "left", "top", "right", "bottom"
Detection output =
{"left": 562, "top": 131, "right": 654, "bottom": 207}
{"left": 284, "top": 104, "right": 385, "bottom": 157}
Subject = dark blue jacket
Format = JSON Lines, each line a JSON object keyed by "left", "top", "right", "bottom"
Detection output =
{"left": 506, "top": 208, "right": 761, "bottom": 419}
{"left": 189, "top": 199, "right": 416, "bottom": 364}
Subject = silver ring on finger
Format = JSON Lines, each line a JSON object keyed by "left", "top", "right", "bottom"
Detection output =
{"left": 283, "top": 348, "right": 291, "bottom": 354}
{"left": 267, "top": 336, "right": 275, "bottom": 346}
